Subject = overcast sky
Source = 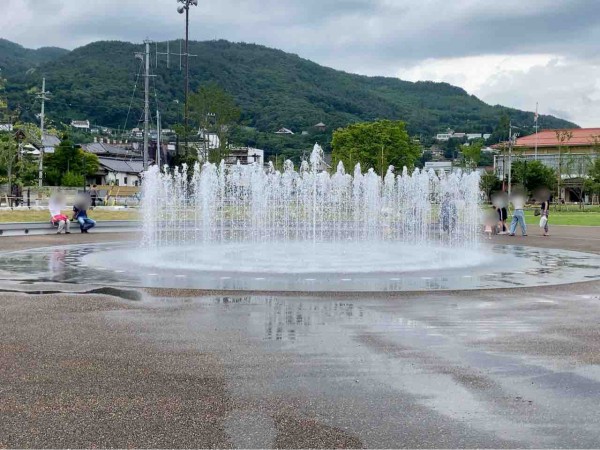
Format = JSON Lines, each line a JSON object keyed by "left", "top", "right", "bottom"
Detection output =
{"left": 2, "top": 0, "right": 600, "bottom": 127}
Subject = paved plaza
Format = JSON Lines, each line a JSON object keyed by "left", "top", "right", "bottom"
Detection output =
{"left": 1, "top": 227, "right": 600, "bottom": 448}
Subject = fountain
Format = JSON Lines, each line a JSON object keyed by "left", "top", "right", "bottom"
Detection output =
{"left": 123, "top": 144, "right": 491, "bottom": 283}
{"left": 2, "top": 144, "right": 599, "bottom": 291}
{"left": 141, "top": 144, "right": 481, "bottom": 248}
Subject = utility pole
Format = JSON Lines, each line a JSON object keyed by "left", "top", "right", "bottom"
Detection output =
{"left": 143, "top": 40, "right": 150, "bottom": 171}
{"left": 507, "top": 121, "right": 513, "bottom": 196}
{"left": 534, "top": 102, "right": 539, "bottom": 160}
{"left": 37, "top": 78, "right": 49, "bottom": 187}
{"left": 156, "top": 109, "right": 161, "bottom": 167}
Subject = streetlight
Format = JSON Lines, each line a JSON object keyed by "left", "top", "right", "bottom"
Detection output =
{"left": 177, "top": 0, "right": 198, "bottom": 158}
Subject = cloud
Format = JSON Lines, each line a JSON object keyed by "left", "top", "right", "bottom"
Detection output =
{"left": 2, "top": 0, "right": 600, "bottom": 125}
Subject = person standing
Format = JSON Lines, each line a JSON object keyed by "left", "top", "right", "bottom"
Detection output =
{"left": 48, "top": 193, "right": 71, "bottom": 234}
{"left": 509, "top": 191, "right": 527, "bottom": 237}
{"left": 540, "top": 197, "right": 550, "bottom": 237}
{"left": 90, "top": 184, "right": 98, "bottom": 209}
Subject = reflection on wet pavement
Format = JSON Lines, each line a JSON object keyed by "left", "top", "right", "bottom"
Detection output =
{"left": 97, "top": 290, "right": 600, "bottom": 448}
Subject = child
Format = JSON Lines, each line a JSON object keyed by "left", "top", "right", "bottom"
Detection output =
{"left": 484, "top": 209, "right": 496, "bottom": 240}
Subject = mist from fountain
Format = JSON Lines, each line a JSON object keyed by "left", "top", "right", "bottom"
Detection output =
{"left": 141, "top": 144, "right": 480, "bottom": 250}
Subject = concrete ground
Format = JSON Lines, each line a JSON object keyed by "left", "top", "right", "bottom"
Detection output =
{"left": 1, "top": 227, "right": 600, "bottom": 448}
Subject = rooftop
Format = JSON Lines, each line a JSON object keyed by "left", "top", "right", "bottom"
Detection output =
{"left": 513, "top": 128, "right": 600, "bottom": 148}
{"left": 97, "top": 157, "right": 145, "bottom": 174}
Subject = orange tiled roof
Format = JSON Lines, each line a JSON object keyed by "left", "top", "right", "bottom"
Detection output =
{"left": 513, "top": 128, "right": 600, "bottom": 148}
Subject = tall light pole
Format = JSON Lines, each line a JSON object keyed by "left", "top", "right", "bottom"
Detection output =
{"left": 177, "top": 0, "right": 198, "bottom": 158}
{"left": 507, "top": 122, "right": 520, "bottom": 196}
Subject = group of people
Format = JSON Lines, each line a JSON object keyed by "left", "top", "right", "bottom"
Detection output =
{"left": 48, "top": 192, "right": 97, "bottom": 234}
{"left": 484, "top": 189, "right": 551, "bottom": 239}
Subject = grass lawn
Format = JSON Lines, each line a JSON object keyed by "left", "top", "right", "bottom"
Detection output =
{"left": 523, "top": 210, "right": 600, "bottom": 226}
{"left": 0, "top": 209, "right": 139, "bottom": 223}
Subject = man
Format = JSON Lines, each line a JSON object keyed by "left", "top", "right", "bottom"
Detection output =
{"left": 48, "top": 193, "right": 71, "bottom": 234}
{"left": 509, "top": 189, "right": 527, "bottom": 237}
{"left": 73, "top": 194, "right": 96, "bottom": 233}
{"left": 90, "top": 184, "right": 98, "bottom": 208}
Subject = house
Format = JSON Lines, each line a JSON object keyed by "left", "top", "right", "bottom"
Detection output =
{"left": 224, "top": 147, "right": 265, "bottom": 166}
{"left": 23, "top": 133, "right": 60, "bottom": 156}
{"left": 198, "top": 130, "right": 220, "bottom": 149}
{"left": 493, "top": 128, "right": 600, "bottom": 201}
{"left": 71, "top": 120, "right": 90, "bottom": 130}
{"left": 314, "top": 122, "right": 326, "bottom": 132}
{"left": 275, "top": 128, "right": 294, "bottom": 135}
{"left": 94, "top": 157, "right": 145, "bottom": 186}
{"left": 0, "top": 123, "right": 13, "bottom": 132}
{"left": 82, "top": 141, "right": 140, "bottom": 158}
{"left": 425, "top": 161, "right": 453, "bottom": 173}
{"left": 466, "top": 133, "right": 483, "bottom": 140}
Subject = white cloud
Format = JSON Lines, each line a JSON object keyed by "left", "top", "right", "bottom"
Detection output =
{"left": 2, "top": 0, "right": 600, "bottom": 126}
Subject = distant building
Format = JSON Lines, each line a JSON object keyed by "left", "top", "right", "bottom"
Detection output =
{"left": 275, "top": 127, "right": 294, "bottom": 135}
{"left": 198, "top": 130, "right": 220, "bottom": 150}
{"left": 466, "top": 133, "right": 483, "bottom": 140}
{"left": 95, "top": 157, "right": 144, "bottom": 186}
{"left": 493, "top": 128, "right": 600, "bottom": 202}
{"left": 71, "top": 120, "right": 90, "bottom": 130}
{"left": 424, "top": 161, "right": 453, "bottom": 173}
{"left": 224, "top": 147, "right": 264, "bottom": 166}
{"left": 82, "top": 141, "right": 140, "bottom": 158}
{"left": 131, "top": 128, "right": 143, "bottom": 139}
{"left": 436, "top": 131, "right": 491, "bottom": 141}
{"left": 314, "top": 122, "right": 327, "bottom": 132}
{"left": 0, "top": 123, "right": 14, "bottom": 132}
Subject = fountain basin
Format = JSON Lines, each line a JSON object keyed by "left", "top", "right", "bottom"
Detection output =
{"left": 0, "top": 242, "right": 598, "bottom": 293}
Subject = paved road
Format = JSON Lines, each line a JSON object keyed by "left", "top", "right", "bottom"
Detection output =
{"left": 1, "top": 230, "right": 600, "bottom": 448}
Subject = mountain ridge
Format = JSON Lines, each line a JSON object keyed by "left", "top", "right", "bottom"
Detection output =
{"left": 0, "top": 38, "right": 578, "bottom": 140}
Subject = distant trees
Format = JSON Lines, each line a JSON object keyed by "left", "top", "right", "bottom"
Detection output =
{"left": 460, "top": 141, "right": 483, "bottom": 169}
{"left": 189, "top": 83, "right": 240, "bottom": 163}
{"left": 480, "top": 172, "right": 502, "bottom": 201}
{"left": 511, "top": 160, "right": 557, "bottom": 194}
{"left": 44, "top": 135, "right": 98, "bottom": 186}
{"left": 331, "top": 120, "right": 420, "bottom": 174}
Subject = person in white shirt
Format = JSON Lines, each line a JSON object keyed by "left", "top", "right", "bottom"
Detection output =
{"left": 48, "top": 193, "right": 71, "bottom": 234}
{"left": 509, "top": 191, "right": 527, "bottom": 236}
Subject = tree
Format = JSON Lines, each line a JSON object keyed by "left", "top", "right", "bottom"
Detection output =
{"left": 417, "top": 150, "right": 433, "bottom": 168}
{"left": 331, "top": 120, "right": 420, "bottom": 174}
{"left": 0, "top": 132, "right": 18, "bottom": 192}
{"left": 44, "top": 135, "right": 99, "bottom": 186}
{"left": 442, "top": 138, "right": 460, "bottom": 160}
{"left": 487, "top": 113, "right": 510, "bottom": 144}
{"left": 189, "top": 83, "right": 241, "bottom": 163}
{"left": 480, "top": 171, "right": 502, "bottom": 201}
{"left": 512, "top": 160, "right": 556, "bottom": 194}
{"left": 555, "top": 129, "right": 573, "bottom": 201}
{"left": 584, "top": 158, "right": 600, "bottom": 204}
{"left": 460, "top": 141, "right": 483, "bottom": 169}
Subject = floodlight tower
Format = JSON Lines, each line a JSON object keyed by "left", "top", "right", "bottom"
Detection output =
{"left": 177, "top": 0, "right": 198, "bottom": 156}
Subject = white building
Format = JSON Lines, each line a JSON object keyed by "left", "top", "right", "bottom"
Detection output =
{"left": 71, "top": 120, "right": 90, "bottom": 130}
{"left": 424, "top": 161, "right": 453, "bottom": 173}
{"left": 96, "top": 158, "right": 144, "bottom": 186}
{"left": 225, "top": 147, "right": 265, "bottom": 166}
{"left": 275, "top": 127, "right": 294, "bottom": 135}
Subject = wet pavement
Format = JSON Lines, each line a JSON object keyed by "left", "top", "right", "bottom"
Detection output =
{"left": 1, "top": 229, "right": 600, "bottom": 448}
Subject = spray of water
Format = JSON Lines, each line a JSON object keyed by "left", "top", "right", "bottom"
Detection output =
{"left": 141, "top": 144, "right": 481, "bottom": 249}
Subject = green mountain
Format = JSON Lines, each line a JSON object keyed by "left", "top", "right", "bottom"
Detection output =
{"left": 1, "top": 39, "right": 577, "bottom": 142}
{"left": 0, "top": 39, "right": 69, "bottom": 78}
